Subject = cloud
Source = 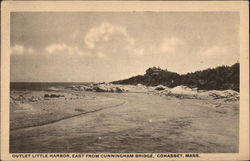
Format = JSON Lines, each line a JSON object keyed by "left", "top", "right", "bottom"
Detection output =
{"left": 45, "top": 43, "right": 89, "bottom": 56}
{"left": 84, "top": 22, "right": 147, "bottom": 58}
{"left": 201, "top": 46, "right": 227, "bottom": 56}
{"left": 84, "top": 22, "right": 135, "bottom": 49}
{"left": 159, "top": 37, "right": 184, "bottom": 53}
{"left": 11, "top": 44, "right": 34, "bottom": 55}
{"left": 45, "top": 44, "right": 68, "bottom": 53}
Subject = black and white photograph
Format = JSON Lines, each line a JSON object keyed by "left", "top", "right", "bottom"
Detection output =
{"left": 1, "top": 1, "right": 249, "bottom": 160}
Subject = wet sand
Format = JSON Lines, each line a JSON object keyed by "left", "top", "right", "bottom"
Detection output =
{"left": 10, "top": 89, "right": 239, "bottom": 153}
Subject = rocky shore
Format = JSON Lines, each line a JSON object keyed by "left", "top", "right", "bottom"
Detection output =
{"left": 63, "top": 83, "right": 239, "bottom": 101}
{"left": 10, "top": 83, "right": 239, "bottom": 153}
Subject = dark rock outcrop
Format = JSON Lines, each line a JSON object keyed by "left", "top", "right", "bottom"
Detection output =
{"left": 44, "top": 93, "right": 64, "bottom": 98}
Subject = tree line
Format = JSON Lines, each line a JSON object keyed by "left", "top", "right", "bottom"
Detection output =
{"left": 112, "top": 63, "right": 239, "bottom": 91}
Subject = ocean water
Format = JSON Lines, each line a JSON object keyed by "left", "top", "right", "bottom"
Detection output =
{"left": 10, "top": 82, "right": 90, "bottom": 91}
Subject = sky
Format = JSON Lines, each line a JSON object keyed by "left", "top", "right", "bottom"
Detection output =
{"left": 10, "top": 12, "right": 239, "bottom": 82}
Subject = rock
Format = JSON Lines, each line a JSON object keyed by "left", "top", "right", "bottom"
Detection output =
{"left": 29, "top": 96, "right": 38, "bottom": 102}
{"left": 79, "top": 86, "right": 86, "bottom": 91}
{"left": 206, "top": 90, "right": 239, "bottom": 100}
{"left": 93, "top": 86, "right": 108, "bottom": 92}
{"left": 197, "top": 89, "right": 239, "bottom": 101}
{"left": 155, "top": 85, "right": 167, "bottom": 90}
{"left": 158, "top": 90, "right": 170, "bottom": 95}
{"left": 44, "top": 93, "right": 64, "bottom": 98}
{"left": 136, "top": 83, "right": 147, "bottom": 89}
{"left": 13, "top": 95, "right": 26, "bottom": 103}
{"left": 10, "top": 96, "right": 16, "bottom": 104}
{"left": 170, "top": 86, "right": 197, "bottom": 97}
{"left": 44, "top": 94, "right": 50, "bottom": 97}
{"left": 91, "top": 84, "right": 125, "bottom": 93}
{"left": 114, "top": 87, "right": 124, "bottom": 93}
{"left": 47, "top": 87, "right": 61, "bottom": 91}
{"left": 70, "top": 83, "right": 127, "bottom": 93}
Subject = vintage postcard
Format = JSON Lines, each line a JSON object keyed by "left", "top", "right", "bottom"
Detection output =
{"left": 1, "top": 1, "right": 249, "bottom": 161}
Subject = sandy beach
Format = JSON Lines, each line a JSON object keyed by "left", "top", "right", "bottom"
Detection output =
{"left": 10, "top": 84, "right": 239, "bottom": 153}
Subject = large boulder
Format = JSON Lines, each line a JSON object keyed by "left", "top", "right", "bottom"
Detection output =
{"left": 113, "top": 87, "right": 124, "bottom": 93}
{"left": 170, "top": 86, "right": 197, "bottom": 97}
{"left": 93, "top": 86, "right": 108, "bottom": 92}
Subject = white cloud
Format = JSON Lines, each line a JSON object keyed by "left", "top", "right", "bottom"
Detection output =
{"left": 45, "top": 44, "right": 68, "bottom": 53}
{"left": 45, "top": 43, "right": 89, "bottom": 56}
{"left": 159, "top": 37, "right": 184, "bottom": 53}
{"left": 84, "top": 22, "right": 147, "bottom": 58}
{"left": 201, "top": 46, "right": 227, "bottom": 56}
{"left": 11, "top": 44, "right": 34, "bottom": 55}
{"left": 84, "top": 22, "right": 135, "bottom": 49}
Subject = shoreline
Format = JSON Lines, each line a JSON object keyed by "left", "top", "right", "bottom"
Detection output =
{"left": 10, "top": 84, "right": 239, "bottom": 153}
